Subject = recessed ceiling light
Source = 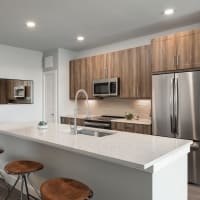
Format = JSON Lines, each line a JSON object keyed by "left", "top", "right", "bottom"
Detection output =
{"left": 164, "top": 8, "right": 175, "bottom": 16}
{"left": 26, "top": 21, "right": 36, "bottom": 28}
{"left": 76, "top": 36, "right": 85, "bottom": 42}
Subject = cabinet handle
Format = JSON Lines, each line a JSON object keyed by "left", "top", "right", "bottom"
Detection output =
{"left": 177, "top": 55, "right": 179, "bottom": 66}
{"left": 174, "top": 55, "right": 177, "bottom": 66}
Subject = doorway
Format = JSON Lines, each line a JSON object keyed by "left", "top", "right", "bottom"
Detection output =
{"left": 43, "top": 70, "right": 58, "bottom": 122}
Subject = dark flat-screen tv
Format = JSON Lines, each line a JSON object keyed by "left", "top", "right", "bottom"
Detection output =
{"left": 0, "top": 78, "right": 33, "bottom": 104}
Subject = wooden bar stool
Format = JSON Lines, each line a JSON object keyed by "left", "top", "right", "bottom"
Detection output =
{"left": 40, "top": 178, "right": 93, "bottom": 200}
{"left": 4, "top": 160, "right": 43, "bottom": 200}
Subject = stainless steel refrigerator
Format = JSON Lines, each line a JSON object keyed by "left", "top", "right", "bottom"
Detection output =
{"left": 152, "top": 71, "right": 200, "bottom": 185}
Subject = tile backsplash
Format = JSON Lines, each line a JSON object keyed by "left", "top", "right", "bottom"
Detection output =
{"left": 78, "top": 98, "right": 151, "bottom": 119}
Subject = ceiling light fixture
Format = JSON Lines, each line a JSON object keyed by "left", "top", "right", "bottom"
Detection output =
{"left": 26, "top": 21, "right": 36, "bottom": 28}
{"left": 164, "top": 8, "right": 175, "bottom": 16}
{"left": 76, "top": 36, "right": 85, "bottom": 42}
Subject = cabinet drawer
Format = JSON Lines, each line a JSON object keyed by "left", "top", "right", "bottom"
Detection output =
{"left": 60, "top": 117, "right": 84, "bottom": 126}
{"left": 111, "top": 122, "right": 152, "bottom": 135}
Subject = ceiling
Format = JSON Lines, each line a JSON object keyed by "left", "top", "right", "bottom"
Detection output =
{"left": 0, "top": 0, "right": 200, "bottom": 52}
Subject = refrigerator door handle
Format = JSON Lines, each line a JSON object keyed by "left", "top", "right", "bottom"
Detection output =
{"left": 174, "top": 77, "right": 179, "bottom": 136}
{"left": 170, "top": 78, "right": 175, "bottom": 134}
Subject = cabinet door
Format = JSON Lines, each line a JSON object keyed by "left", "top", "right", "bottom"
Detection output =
{"left": 176, "top": 29, "right": 200, "bottom": 70}
{"left": 79, "top": 58, "right": 87, "bottom": 99}
{"left": 92, "top": 54, "right": 107, "bottom": 80}
{"left": 0, "top": 79, "right": 7, "bottom": 104}
{"left": 70, "top": 58, "right": 87, "bottom": 99}
{"left": 70, "top": 60, "right": 80, "bottom": 99}
{"left": 86, "top": 57, "right": 94, "bottom": 99}
{"left": 106, "top": 51, "right": 121, "bottom": 79}
{"left": 151, "top": 35, "right": 177, "bottom": 73}
{"left": 60, "top": 117, "right": 84, "bottom": 126}
{"left": 136, "top": 45, "right": 152, "bottom": 98}
{"left": 120, "top": 46, "right": 151, "bottom": 98}
{"left": 120, "top": 48, "right": 137, "bottom": 98}
{"left": 111, "top": 122, "right": 151, "bottom": 134}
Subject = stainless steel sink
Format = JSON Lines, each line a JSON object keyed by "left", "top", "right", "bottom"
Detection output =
{"left": 77, "top": 129, "right": 114, "bottom": 137}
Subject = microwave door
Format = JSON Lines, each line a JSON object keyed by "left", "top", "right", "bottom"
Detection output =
{"left": 93, "top": 82, "right": 109, "bottom": 96}
{"left": 110, "top": 81, "right": 118, "bottom": 96}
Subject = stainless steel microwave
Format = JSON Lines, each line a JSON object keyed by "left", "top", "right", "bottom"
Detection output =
{"left": 93, "top": 77, "right": 119, "bottom": 97}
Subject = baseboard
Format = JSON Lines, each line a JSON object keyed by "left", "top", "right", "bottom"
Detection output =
{"left": 0, "top": 169, "right": 39, "bottom": 198}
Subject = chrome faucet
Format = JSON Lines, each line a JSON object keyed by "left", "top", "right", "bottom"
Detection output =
{"left": 73, "top": 89, "right": 90, "bottom": 134}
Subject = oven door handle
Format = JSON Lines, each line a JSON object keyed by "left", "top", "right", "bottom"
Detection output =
{"left": 84, "top": 121, "right": 110, "bottom": 127}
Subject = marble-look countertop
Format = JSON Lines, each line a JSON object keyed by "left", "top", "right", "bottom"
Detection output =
{"left": 0, "top": 122, "right": 191, "bottom": 172}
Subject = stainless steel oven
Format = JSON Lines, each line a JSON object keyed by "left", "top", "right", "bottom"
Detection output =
{"left": 84, "top": 115, "right": 124, "bottom": 129}
{"left": 93, "top": 77, "right": 119, "bottom": 97}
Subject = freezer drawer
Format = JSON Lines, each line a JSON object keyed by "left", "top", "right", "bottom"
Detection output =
{"left": 189, "top": 142, "right": 200, "bottom": 184}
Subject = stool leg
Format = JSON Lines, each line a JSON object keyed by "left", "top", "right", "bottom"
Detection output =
{"left": 23, "top": 175, "right": 30, "bottom": 200}
{"left": 27, "top": 173, "right": 41, "bottom": 199}
{"left": 5, "top": 175, "right": 20, "bottom": 200}
{"left": 20, "top": 175, "right": 24, "bottom": 200}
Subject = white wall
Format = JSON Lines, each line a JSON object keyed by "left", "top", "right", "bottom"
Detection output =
{"left": 0, "top": 44, "right": 43, "bottom": 122}
{"left": 57, "top": 48, "right": 77, "bottom": 118}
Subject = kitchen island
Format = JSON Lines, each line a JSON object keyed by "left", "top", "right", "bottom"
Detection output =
{"left": 0, "top": 122, "right": 192, "bottom": 200}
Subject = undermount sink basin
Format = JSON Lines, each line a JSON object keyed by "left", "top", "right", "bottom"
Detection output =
{"left": 77, "top": 129, "right": 114, "bottom": 137}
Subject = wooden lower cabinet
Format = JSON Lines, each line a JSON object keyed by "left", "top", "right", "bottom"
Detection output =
{"left": 61, "top": 117, "right": 151, "bottom": 135}
{"left": 60, "top": 117, "right": 84, "bottom": 126}
{"left": 111, "top": 122, "right": 152, "bottom": 135}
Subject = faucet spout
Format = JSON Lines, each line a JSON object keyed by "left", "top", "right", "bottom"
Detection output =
{"left": 74, "top": 89, "right": 90, "bottom": 135}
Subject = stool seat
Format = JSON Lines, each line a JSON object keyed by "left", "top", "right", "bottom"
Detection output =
{"left": 40, "top": 178, "right": 93, "bottom": 200}
{"left": 4, "top": 160, "right": 43, "bottom": 174}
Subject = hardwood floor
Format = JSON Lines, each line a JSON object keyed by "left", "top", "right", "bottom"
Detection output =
{"left": 0, "top": 179, "right": 36, "bottom": 200}
{"left": 0, "top": 179, "right": 199, "bottom": 199}
{"left": 0, "top": 179, "right": 20, "bottom": 199}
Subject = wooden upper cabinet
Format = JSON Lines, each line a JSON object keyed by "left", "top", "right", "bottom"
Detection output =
{"left": 69, "top": 46, "right": 151, "bottom": 99}
{"left": 86, "top": 57, "right": 94, "bottom": 98}
{"left": 137, "top": 45, "right": 152, "bottom": 98}
{"left": 69, "top": 60, "right": 75, "bottom": 99}
{"left": 70, "top": 58, "right": 88, "bottom": 99}
{"left": 92, "top": 54, "right": 107, "bottom": 80}
{"left": 152, "top": 28, "right": 200, "bottom": 73}
{"left": 106, "top": 51, "right": 121, "bottom": 79}
{"left": 120, "top": 49, "right": 132, "bottom": 98}
{"left": 151, "top": 35, "right": 177, "bottom": 73}
{"left": 0, "top": 79, "right": 8, "bottom": 104}
{"left": 120, "top": 45, "right": 151, "bottom": 98}
{"left": 176, "top": 29, "right": 200, "bottom": 70}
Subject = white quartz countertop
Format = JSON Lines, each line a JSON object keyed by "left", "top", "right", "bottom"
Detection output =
{"left": 0, "top": 122, "right": 191, "bottom": 172}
